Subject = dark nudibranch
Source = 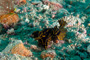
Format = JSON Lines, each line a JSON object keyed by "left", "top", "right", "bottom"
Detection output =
{"left": 30, "top": 18, "right": 67, "bottom": 49}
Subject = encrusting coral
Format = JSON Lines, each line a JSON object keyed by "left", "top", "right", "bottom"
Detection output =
{"left": 0, "top": 0, "right": 19, "bottom": 28}
{"left": 0, "top": 13, "right": 19, "bottom": 28}
{"left": 31, "top": 17, "right": 67, "bottom": 49}
{"left": 41, "top": 50, "right": 56, "bottom": 59}
{"left": 11, "top": 43, "right": 32, "bottom": 57}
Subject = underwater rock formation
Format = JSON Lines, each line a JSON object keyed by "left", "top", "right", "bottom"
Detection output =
{"left": 31, "top": 18, "right": 67, "bottom": 49}
{"left": 0, "top": 52, "right": 33, "bottom": 60}
{"left": 0, "top": 0, "right": 20, "bottom": 28}
{"left": 41, "top": 50, "right": 56, "bottom": 59}
{"left": 2, "top": 39, "right": 32, "bottom": 57}
{"left": 0, "top": 13, "right": 19, "bottom": 28}
{"left": 11, "top": 43, "right": 32, "bottom": 57}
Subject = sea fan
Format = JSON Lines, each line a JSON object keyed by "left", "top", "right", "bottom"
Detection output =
{"left": 0, "top": 0, "right": 15, "bottom": 15}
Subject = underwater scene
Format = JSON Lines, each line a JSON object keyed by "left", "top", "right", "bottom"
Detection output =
{"left": 0, "top": 0, "right": 90, "bottom": 60}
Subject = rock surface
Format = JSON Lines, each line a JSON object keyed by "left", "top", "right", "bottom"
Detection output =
{"left": 41, "top": 50, "right": 56, "bottom": 59}
{"left": 2, "top": 39, "right": 32, "bottom": 57}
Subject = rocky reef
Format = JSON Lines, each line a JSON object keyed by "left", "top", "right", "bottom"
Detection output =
{"left": 0, "top": 0, "right": 90, "bottom": 60}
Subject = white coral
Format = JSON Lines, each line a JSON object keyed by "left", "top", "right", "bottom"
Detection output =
{"left": 43, "top": 5, "right": 49, "bottom": 10}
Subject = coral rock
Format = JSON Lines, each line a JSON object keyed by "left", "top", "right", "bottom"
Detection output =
{"left": 41, "top": 50, "right": 56, "bottom": 59}
{"left": 0, "top": 13, "right": 19, "bottom": 28}
{"left": 55, "top": 40, "right": 59, "bottom": 44}
{"left": 11, "top": 43, "right": 32, "bottom": 57}
{"left": 30, "top": 45, "right": 38, "bottom": 50}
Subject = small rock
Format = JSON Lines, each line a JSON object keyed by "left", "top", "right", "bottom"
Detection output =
{"left": 41, "top": 50, "right": 56, "bottom": 59}
{"left": 30, "top": 45, "right": 38, "bottom": 50}
{"left": 7, "top": 28, "right": 15, "bottom": 34}
{"left": 11, "top": 43, "right": 32, "bottom": 57}
{"left": 55, "top": 40, "right": 59, "bottom": 44}
{"left": 0, "top": 14, "right": 19, "bottom": 28}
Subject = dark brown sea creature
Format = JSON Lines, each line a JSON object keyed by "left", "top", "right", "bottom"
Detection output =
{"left": 31, "top": 18, "right": 67, "bottom": 49}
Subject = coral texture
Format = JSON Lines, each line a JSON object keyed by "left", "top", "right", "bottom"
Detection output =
{"left": 41, "top": 50, "right": 56, "bottom": 59}
{"left": 0, "top": 13, "right": 19, "bottom": 27}
{"left": 11, "top": 43, "right": 32, "bottom": 57}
